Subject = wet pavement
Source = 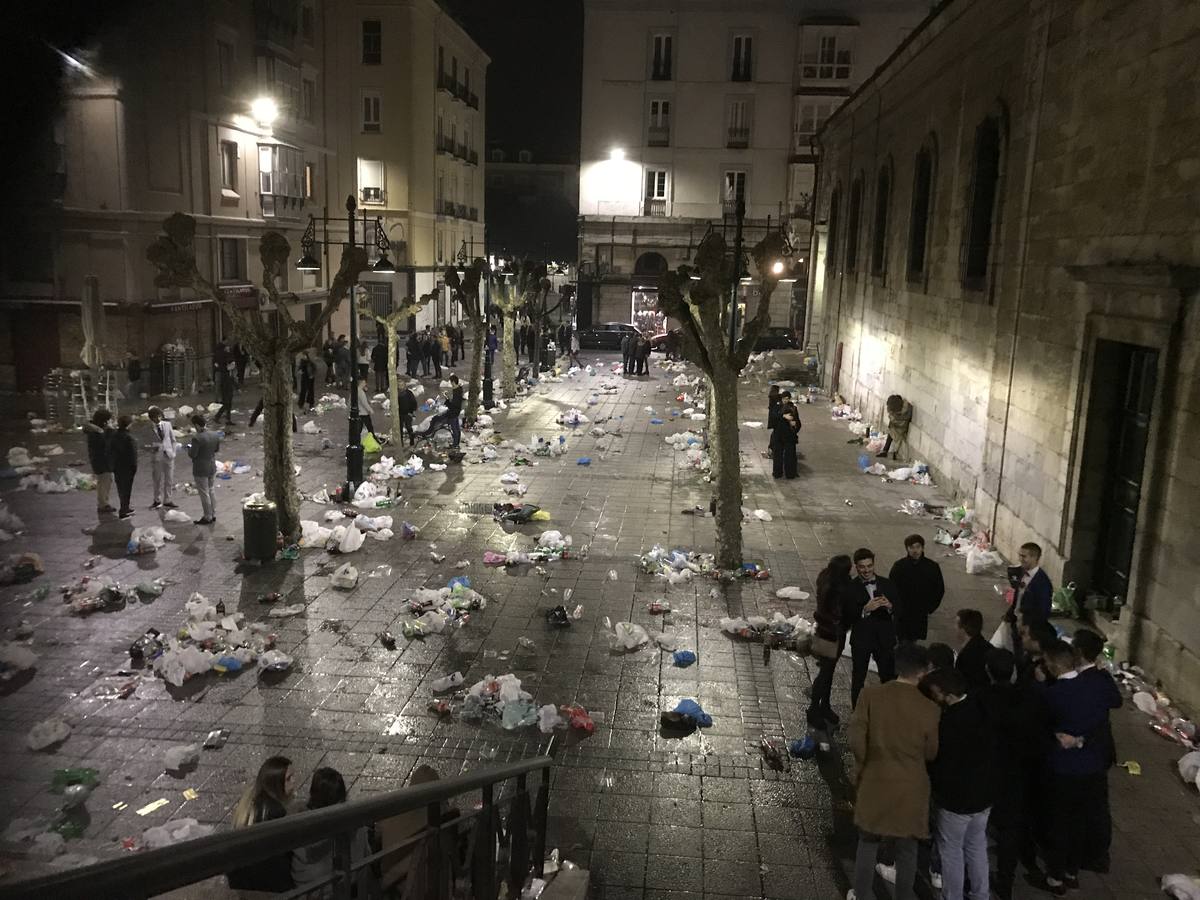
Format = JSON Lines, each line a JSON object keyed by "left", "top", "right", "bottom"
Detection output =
{"left": 0, "top": 351, "right": 1197, "bottom": 898}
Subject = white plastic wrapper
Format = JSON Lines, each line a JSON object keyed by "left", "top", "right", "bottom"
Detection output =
{"left": 259, "top": 649, "right": 293, "bottom": 672}
{"left": 142, "top": 818, "right": 214, "bottom": 850}
{"left": 163, "top": 508, "right": 191, "bottom": 523}
{"left": 299, "top": 520, "right": 333, "bottom": 546}
{"left": 776, "top": 587, "right": 810, "bottom": 601}
{"left": 611, "top": 622, "right": 649, "bottom": 650}
{"left": 27, "top": 717, "right": 71, "bottom": 750}
{"left": 338, "top": 524, "right": 365, "bottom": 553}
{"left": 331, "top": 563, "right": 359, "bottom": 589}
{"left": 163, "top": 744, "right": 200, "bottom": 772}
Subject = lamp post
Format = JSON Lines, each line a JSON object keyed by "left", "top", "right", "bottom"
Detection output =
{"left": 296, "top": 198, "right": 398, "bottom": 495}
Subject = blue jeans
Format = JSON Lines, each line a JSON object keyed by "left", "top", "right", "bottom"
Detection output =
{"left": 935, "top": 807, "right": 991, "bottom": 900}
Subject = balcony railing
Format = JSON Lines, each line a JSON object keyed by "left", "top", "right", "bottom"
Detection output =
{"left": 468, "top": 149, "right": 479, "bottom": 165}
{"left": 643, "top": 198, "right": 667, "bottom": 216}
{"left": 360, "top": 186, "right": 384, "bottom": 204}
{"left": 456, "top": 202, "right": 468, "bottom": 218}
{"left": 727, "top": 126, "right": 750, "bottom": 148}
{"left": 647, "top": 124, "right": 670, "bottom": 147}
{"left": 442, "top": 200, "right": 456, "bottom": 216}
{"left": 722, "top": 198, "right": 745, "bottom": 216}
{"left": 0, "top": 758, "right": 553, "bottom": 900}
{"left": 437, "top": 71, "right": 454, "bottom": 94}
{"left": 457, "top": 142, "right": 469, "bottom": 159}
{"left": 468, "top": 91, "right": 479, "bottom": 109}
{"left": 468, "top": 206, "right": 478, "bottom": 221}
{"left": 437, "top": 135, "right": 453, "bottom": 154}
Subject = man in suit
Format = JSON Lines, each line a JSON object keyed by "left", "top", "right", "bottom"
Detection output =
{"left": 846, "top": 547, "right": 901, "bottom": 709}
{"left": 1072, "top": 629, "right": 1119, "bottom": 875}
{"left": 953, "top": 608, "right": 991, "bottom": 693}
{"left": 1005, "top": 542, "right": 1053, "bottom": 624}
{"left": 186, "top": 414, "right": 221, "bottom": 525}
{"left": 848, "top": 642, "right": 939, "bottom": 900}
{"left": 888, "top": 534, "right": 945, "bottom": 641}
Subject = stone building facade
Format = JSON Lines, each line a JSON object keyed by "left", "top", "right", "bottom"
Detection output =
{"left": 809, "top": 0, "right": 1200, "bottom": 708}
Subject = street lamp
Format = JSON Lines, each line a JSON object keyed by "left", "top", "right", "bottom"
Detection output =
{"left": 295, "top": 200, "right": 397, "bottom": 494}
{"left": 250, "top": 96, "right": 278, "bottom": 128}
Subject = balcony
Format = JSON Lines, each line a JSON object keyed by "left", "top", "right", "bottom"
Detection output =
{"left": 467, "top": 149, "right": 479, "bottom": 166}
{"left": 647, "top": 124, "right": 670, "bottom": 147}
{"left": 468, "top": 206, "right": 478, "bottom": 221}
{"left": 360, "top": 186, "right": 384, "bottom": 205}
{"left": 442, "top": 200, "right": 456, "bottom": 216}
{"left": 437, "top": 135, "right": 453, "bottom": 154}
{"left": 437, "top": 71, "right": 454, "bottom": 94}
{"left": 456, "top": 203, "right": 468, "bottom": 219}
{"left": 457, "top": 142, "right": 469, "bottom": 160}
{"left": 726, "top": 126, "right": 750, "bottom": 149}
{"left": 468, "top": 91, "right": 479, "bottom": 109}
{"left": 722, "top": 198, "right": 745, "bottom": 217}
{"left": 643, "top": 198, "right": 667, "bottom": 217}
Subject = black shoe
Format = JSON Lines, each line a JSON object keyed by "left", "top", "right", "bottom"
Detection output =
{"left": 119, "top": 510, "right": 134, "bottom": 519}
{"left": 163, "top": 501, "right": 178, "bottom": 509}
{"left": 806, "top": 707, "right": 826, "bottom": 729}
{"left": 149, "top": 502, "right": 161, "bottom": 510}
{"left": 194, "top": 517, "right": 212, "bottom": 525}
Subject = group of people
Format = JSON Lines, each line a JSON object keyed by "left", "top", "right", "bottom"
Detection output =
{"left": 83, "top": 407, "right": 222, "bottom": 525}
{"left": 403, "top": 326, "right": 463, "bottom": 380}
{"left": 620, "top": 331, "right": 653, "bottom": 375}
{"left": 766, "top": 385, "right": 803, "bottom": 479}
{"left": 809, "top": 539, "right": 1120, "bottom": 900}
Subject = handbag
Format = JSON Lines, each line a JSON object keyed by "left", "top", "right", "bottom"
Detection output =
{"left": 811, "top": 633, "right": 839, "bottom": 660}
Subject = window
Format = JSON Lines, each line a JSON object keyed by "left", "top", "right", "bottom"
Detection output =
{"left": 845, "top": 175, "right": 863, "bottom": 271}
{"left": 517, "top": 149, "right": 532, "bottom": 163}
{"left": 795, "top": 100, "right": 834, "bottom": 146}
{"left": 302, "top": 79, "right": 315, "bottom": 122}
{"left": 451, "top": 56, "right": 458, "bottom": 82}
{"left": 436, "top": 173, "right": 444, "bottom": 206}
{"left": 801, "top": 31, "right": 853, "bottom": 81}
{"left": 219, "top": 140, "right": 238, "bottom": 191}
{"left": 257, "top": 56, "right": 299, "bottom": 122}
{"left": 907, "top": 145, "right": 935, "bottom": 279}
{"left": 963, "top": 115, "right": 1004, "bottom": 290}
{"left": 438, "top": 46, "right": 445, "bottom": 78}
{"left": 361, "top": 20, "right": 381, "bottom": 64}
{"left": 731, "top": 34, "right": 753, "bottom": 81}
{"left": 870, "top": 163, "right": 892, "bottom": 277}
{"left": 362, "top": 281, "right": 392, "bottom": 316}
{"left": 826, "top": 187, "right": 841, "bottom": 272}
{"left": 362, "top": 91, "right": 381, "bottom": 132}
{"left": 727, "top": 100, "right": 750, "bottom": 148}
{"left": 723, "top": 170, "right": 746, "bottom": 212}
{"left": 648, "top": 99, "right": 670, "bottom": 146}
{"left": 645, "top": 169, "right": 668, "bottom": 198}
{"left": 219, "top": 238, "right": 246, "bottom": 282}
{"left": 304, "top": 162, "right": 314, "bottom": 200}
{"left": 436, "top": 230, "right": 444, "bottom": 263}
{"left": 464, "top": 67, "right": 470, "bottom": 93}
{"left": 300, "top": 4, "right": 314, "bottom": 43}
{"left": 217, "top": 40, "right": 234, "bottom": 91}
{"left": 358, "top": 157, "right": 384, "bottom": 204}
{"left": 651, "top": 33, "right": 673, "bottom": 80}
{"left": 257, "top": 144, "right": 303, "bottom": 216}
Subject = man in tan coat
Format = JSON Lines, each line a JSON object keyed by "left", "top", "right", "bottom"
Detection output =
{"left": 847, "top": 642, "right": 940, "bottom": 900}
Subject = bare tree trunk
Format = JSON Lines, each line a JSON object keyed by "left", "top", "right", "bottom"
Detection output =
{"left": 708, "top": 367, "right": 743, "bottom": 569}
{"left": 261, "top": 349, "right": 301, "bottom": 540}
{"left": 501, "top": 311, "right": 518, "bottom": 398}
{"left": 466, "top": 318, "right": 485, "bottom": 420}
{"left": 386, "top": 328, "right": 402, "bottom": 447}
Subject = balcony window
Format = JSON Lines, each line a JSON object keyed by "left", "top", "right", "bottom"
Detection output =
{"left": 651, "top": 33, "right": 673, "bottom": 80}
{"left": 361, "top": 20, "right": 381, "bottom": 65}
{"left": 645, "top": 169, "right": 669, "bottom": 216}
{"left": 258, "top": 143, "right": 303, "bottom": 216}
{"left": 794, "top": 100, "right": 834, "bottom": 149}
{"left": 963, "top": 114, "right": 1005, "bottom": 291}
{"left": 907, "top": 144, "right": 935, "bottom": 280}
{"left": 358, "top": 157, "right": 384, "bottom": 204}
{"left": 302, "top": 78, "right": 315, "bottom": 123}
{"left": 219, "top": 140, "right": 238, "bottom": 191}
{"left": 731, "top": 34, "right": 752, "bottom": 81}
{"left": 362, "top": 91, "right": 381, "bottom": 132}
{"left": 300, "top": 5, "right": 314, "bottom": 44}
{"left": 723, "top": 170, "right": 746, "bottom": 214}
{"left": 304, "top": 162, "right": 314, "bottom": 200}
{"left": 648, "top": 99, "right": 670, "bottom": 146}
{"left": 217, "top": 40, "right": 234, "bottom": 91}
{"left": 801, "top": 31, "right": 853, "bottom": 81}
{"left": 727, "top": 100, "right": 750, "bottom": 148}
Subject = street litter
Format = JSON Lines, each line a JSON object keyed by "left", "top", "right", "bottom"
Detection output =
{"left": 0, "top": 641, "right": 38, "bottom": 679}
{"left": 776, "top": 587, "right": 810, "bottom": 601}
{"left": 720, "top": 612, "right": 816, "bottom": 649}
{"left": 1179, "top": 751, "right": 1200, "bottom": 789}
{"left": 331, "top": 563, "right": 359, "bottom": 589}
{"left": 431, "top": 672, "right": 464, "bottom": 692}
{"left": 673, "top": 650, "right": 697, "bottom": 667}
{"left": 142, "top": 818, "right": 213, "bottom": 849}
{"left": 752, "top": 509, "right": 772, "bottom": 522}
{"left": 267, "top": 603, "right": 306, "bottom": 618}
{"left": 127, "top": 525, "right": 175, "bottom": 555}
{"left": 1163, "top": 875, "right": 1200, "bottom": 900}
{"left": 610, "top": 622, "right": 649, "bottom": 651}
{"left": 27, "top": 717, "right": 71, "bottom": 750}
{"left": 163, "top": 744, "right": 200, "bottom": 772}
{"left": 660, "top": 699, "right": 712, "bottom": 730}
{"left": 538, "top": 704, "right": 565, "bottom": 733}
{"left": 163, "top": 508, "right": 191, "bottom": 523}
{"left": 203, "top": 729, "right": 229, "bottom": 749}
{"left": 135, "top": 798, "right": 170, "bottom": 816}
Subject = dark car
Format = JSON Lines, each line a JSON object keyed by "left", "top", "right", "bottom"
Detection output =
{"left": 753, "top": 326, "right": 800, "bottom": 351}
{"left": 577, "top": 322, "right": 642, "bottom": 350}
{"left": 650, "top": 328, "right": 682, "bottom": 351}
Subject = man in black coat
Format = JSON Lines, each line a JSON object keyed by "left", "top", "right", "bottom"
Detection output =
{"left": 887, "top": 533, "right": 945, "bottom": 641}
{"left": 953, "top": 608, "right": 991, "bottom": 692}
{"left": 396, "top": 382, "right": 417, "bottom": 445}
{"left": 845, "top": 547, "right": 901, "bottom": 708}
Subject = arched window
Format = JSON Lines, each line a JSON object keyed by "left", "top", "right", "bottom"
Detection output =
{"left": 634, "top": 252, "right": 668, "bottom": 276}
{"left": 870, "top": 160, "right": 892, "bottom": 277}
{"left": 907, "top": 139, "right": 936, "bottom": 280}
{"left": 845, "top": 174, "right": 863, "bottom": 272}
{"left": 826, "top": 185, "right": 841, "bottom": 273}
{"left": 962, "top": 110, "right": 1005, "bottom": 291}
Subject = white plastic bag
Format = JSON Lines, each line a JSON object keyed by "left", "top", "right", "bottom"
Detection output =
{"left": 338, "top": 524, "right": 365, "bottom": 553}
{"left": 1163, "top": 875, "right": 1200, "bottom": 900}
{"left": 163, "top": 744, "right": 200, "bottom": 772}
{"left": 302, "top": 420, "right": 321, "bottom": 434}
{"left": 611, "top": 622, "right": 649, "bottom": 650}
{"left": 965, "top": 546, "right": 1004, "bottom": 575}
{"left": 27, "top": 717, "right": 71, "bottom": 750}
{"left": 142, "top": 818, "right": 214, "bottom": 850}
{"left": 164, "top": 508, "right": 191, "bottom": 523}
{"left": 331, "top": 563, "right": 359, "bottom": 589}
{"left": 1178, "top": 750, "right": 1200, "bottom": 787}
{"left": 775, "top": 587, "right": 810, "bottom": 601}
{"left": 989, "top": 621, "right": 1014, "bottom": 652}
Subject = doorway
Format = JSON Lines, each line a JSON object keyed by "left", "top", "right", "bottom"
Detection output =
{"left": 1073, "top": 340, "right": 1158, "bottom": 601}
{"left": 12, "top": 310, "right": 60, "bottom": 392}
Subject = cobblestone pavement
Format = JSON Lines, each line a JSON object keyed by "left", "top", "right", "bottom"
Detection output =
{"left": 1, "top": 352, "right": 1197, "bottom": 899}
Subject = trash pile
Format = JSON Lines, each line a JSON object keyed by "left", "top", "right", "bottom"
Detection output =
{"left": 0, "top": 551, "right": 44, "bottom": 586}
{"left": 0, "top": 640, "right": 38, "bottom": 680}
{"left": 555, "top": 408, "right": 589, "bottom": 426}
{"left": 720, "top": 611, "right": 817, "bottom": 651}
{"left": 368, "top": 454, "right": 426, "bottom": 481}
{"left": 17, "top": 468, "right": 96, "bottom": 494}
{"left": 492, "top": 503, "right": 547, "bottom": 524}
{"left": 1118, "top": 663, "right": 1198, "bottom": 752}
{"left": 127, "top": 525, "right": 176, "bottom": 556}
{"left": 62, "top": 574, "right": 171, "bottom": 615}
{"left": 449, "top": 672, "right": 595, "bottom": 736}
{"left": 314, "top": 393, "right": 348, "bottom": 413}
{"left": 639, "top": 544, "right": 714, "bottom": 585}
{"left": 394, "top": 579, "right": 489, "bottom": 640}
{"left": 149, "top": 592, "right": 291, "bottom": 686}
{"left": 859, "top": 456, "right": 935, "bottom": 486}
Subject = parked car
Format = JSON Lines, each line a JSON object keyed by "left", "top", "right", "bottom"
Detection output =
{"left": 576, "top": 322, "right": 642, "bottom": 350}
{"left": 650, "top": 328, "right": 682, "bottom": 351}
{"left": 752, "top": 326, "right": 800, "bottom": 351}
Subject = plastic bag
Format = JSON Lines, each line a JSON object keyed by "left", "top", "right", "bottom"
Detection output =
{"left": 775, "top": 587, "right": 810, "bottom": 601}
{"left": 1163, "top": 875, "right": 1200, "bottom": 900}
{"left": 752, "top": 509, "right": 773, "bottom": 522}
{"left": 331, "top": 563, "right": 359, "bottom": 589}
{"left": 537, "top": 704, "right": 564, "bottom": 733}
{"left": 611, "top": 622, "right": 649, "bottom": 650}
{"left": 1178, "top": 750, "right": 1200, "bottom": 787}
{"left": 27, "top": 717, "right": 71, "bottom": 750}
{"left": 989, "top": 622, "right": 1014, "bottom": 652}
{"left": 1051, "top": 582, "right": 1079, "bottom": 618}
{"left": 163, "top": 744, "right": 200, "bottom": 772}
{"left": 338, "top": 525, "right": 365, "bottom": 553}
{"left": 965, "top": 547, "right": 1004, "bottom": 575}
{"left": 142, "top": 818, "right": 213, "bottom": 850}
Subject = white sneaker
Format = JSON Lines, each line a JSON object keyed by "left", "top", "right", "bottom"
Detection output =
{"left": 875, "top": 863, "right": 897, "bottom": 883}
{"left": 931, "top": 872, "right": 943, "bottom": 889}
{"left": 846, "top": 891, "right": 856, "bottom": 900}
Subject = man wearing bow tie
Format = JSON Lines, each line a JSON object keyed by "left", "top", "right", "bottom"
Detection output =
{"left": 846, "top": 547, "right": 902, "bottom": 708}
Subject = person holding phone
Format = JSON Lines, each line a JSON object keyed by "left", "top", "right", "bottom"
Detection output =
{"left": 846, "top": 547, "right": 902, "bottom": 708}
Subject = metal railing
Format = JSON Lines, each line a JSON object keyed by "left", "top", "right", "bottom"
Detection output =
{"left": 0, "top": 757, "right": 552, "bottom": 900}
{"left": 647, "top": 124, "right": 670, "bottom": 147}
{"left": 727, "top": 126, "right": 750, "bottom": 148}
{"left": 643, "top": 197, "right": 667, "bottom": 217}
{"left": 468, "top": 149, "right": 479, "bottom": 165}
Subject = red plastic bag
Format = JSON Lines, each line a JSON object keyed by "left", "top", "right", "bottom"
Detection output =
{"left": 561, "top": 705, "right": 594, "bottom": 734}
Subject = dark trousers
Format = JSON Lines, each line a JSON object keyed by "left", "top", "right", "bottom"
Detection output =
{"left": 399, "top": 413, "right": 415, "bottom": 445}
{"left": 1047, "top": 771, "right": 1107, "bottom": 879}
{"left": 362, "top": 414, "right": 377, "bottom": 438}
{"left": 1084, "top": 769, "right": 1112, "bottom": 867}
{"left": 772, "top": 443, "right": 797, "bottom": 478}
{"left": 298, "top": 375, "right": 315, "bottom": 409}
{"left": 622, "top": 352, "right": 632, "bottom": 374}
{"left": 990, "top": 777, "right": 1038, "bottom": 899}
{"left": 850, "top": 631, "right": 896, "bottom": 708}
{"left": 421, "top": 354, "right": 431, "bottom": 376}
{"left": 807, "top": 638, "right": 843, "bottom": 717}
{"left": 114, "top": 468, "right": 135, "bottom": 514}
{"left": 374, "top": 370, "right": 388, "bottom": 392}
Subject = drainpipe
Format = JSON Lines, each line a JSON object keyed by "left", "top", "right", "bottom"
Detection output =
{"left": 804, "top": 133, "right": 821, "bottom": 357}
{"left": 990, "top": 1, "right": 1053, "bottom": 541}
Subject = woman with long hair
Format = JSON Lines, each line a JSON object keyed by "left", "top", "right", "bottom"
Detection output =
{"left": 292, "top": 768, "right": 375, "bottom": 898}
{"left": 228, "top": 755, "right": 295, "bottom": 893}
{"left": 807, "top": 554, "right": 854, "bottom": 729}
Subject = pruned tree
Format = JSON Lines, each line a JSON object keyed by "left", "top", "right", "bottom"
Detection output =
{"left": 525, "top": 274, "right": 561, "bottom": 376}
{"left": 371, "top": 292, "right": 433, "bottom": 446}
{"left": 147, "top": 213, "right": 365, "bottom": 539}
{"left": 489, "top": 261, "right": 552, "bottom": 397}
{"left": 658, "top": 230, "right": 786, "bottom": 569}
{"left": 444, "top": 259, "right": 488, "bottom": 421}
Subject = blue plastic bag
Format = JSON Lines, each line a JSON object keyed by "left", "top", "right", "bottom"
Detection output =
{"left": 649, "top": 418, "right": 664, "bottom": 425}
{"left": 672, "top": 650, "right": 697, "bottom": 667}
{"left": 789, "top": 736, "right": 816, "bottom": 759}
{"left": 672, "top": 699, "right": 712, "bottom": 728}
{"left": 448, "top": 575, "right": 471, "bottom": 592}
{"left": 577, "top": 457, "right": 591, "bottom": 466}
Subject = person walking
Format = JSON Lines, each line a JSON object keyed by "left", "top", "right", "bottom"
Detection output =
{"left": 846, "top": 547, "right": 901, "bottom": 709}
{"left": 921, "top": 667, "right": 995, "bottom": 900}
{"left": 84, "top": 408, "right": 116, "bottom": 515}
{"left": 146, "top": 406, "right": 178, "bottom": 510}
{"left": 231, "top": 341, "right": 249, "bottom": 385}
{"left": 620, "top": 331, "right": 634, "bottom": 375}
{"left": 807, "top": 554, "right": 853, "bottom": 729}
{"left": 357, "top": 377, "right": 380, "bottom": 442}
{"left": 444, "top": 374, "right": 464, "bottom": 447}
{"left": 228, "top": 756, "right": 295, "bottom": 893}
{"left": 187, "top": 414, "right": 221, "bottom": 525}
{"left": 322, "top": 337, "right": 337, "bottom": 384}
{"left": 454, "top": 322, "right": 466, "bottom": 365}
{"left": 486, "top": 325, "right": 498, "bottom": 368}
{"left": 396, "top": 382, "right": 417, "bottom": 446}
{"left": 371, "top": 340, "right": 389, "bottom": 392}
{"left": 877, "top": 393, "right": 912, "bottom": 460}
{"left": 770, "top": 401, "right": 800, "bottom": 478}
{"left": 297, "top": 350, "right": 316, "bottom": 411}
{"left": 215, "top": 356, "right": 236, "bottom": 426}
{"left": 109, "top": 414, "right": 138, "bottom": 519}
{"left": 125, "top": 351, "right": 143, "bottom": 400}
{"left": 980, "top": 647, "right": 1051, "bottom": 900}
{"left": 847, "top": 642, "right": 939, "bottom": 900}
{"left": 333, "top": 335, "right": 351, "bottom": 386}
{"left": 439, "top": 327, "right": 452, "bottom": 369}
{"left": 953, "top": 609, "right": 991, "bottom": 692}
{"left": 430, "top": 331, "right": 443, "bottom": 379}
{"left": 887, "top": 534, "right": 945, "bottom": 642}
{"left": 568, "top": 328, "right": 583, "bottom": 368}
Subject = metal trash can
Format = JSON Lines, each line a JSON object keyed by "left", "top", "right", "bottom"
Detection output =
{"left": 242, "top": 499, "right": 278, "bottom": 561}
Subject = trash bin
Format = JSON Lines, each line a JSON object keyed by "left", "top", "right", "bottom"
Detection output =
{"left": 242, "top": 499, "right": 278, "bottom": 561}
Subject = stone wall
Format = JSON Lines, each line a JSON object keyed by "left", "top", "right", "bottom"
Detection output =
{"left": 812, "top": 0, "right": 1200, "bottom": 709}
